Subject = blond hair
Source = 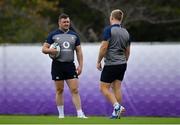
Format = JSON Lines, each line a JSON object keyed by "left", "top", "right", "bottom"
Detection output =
{"left": 111, "top": 9, "right": 124, "bottom": 22}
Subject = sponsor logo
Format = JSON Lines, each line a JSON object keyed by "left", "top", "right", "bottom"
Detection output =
{"left": 63, "top": 41, "right": 70, "bottom": 48}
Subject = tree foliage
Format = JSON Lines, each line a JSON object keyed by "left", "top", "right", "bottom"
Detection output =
{"left": 0, "top": 0, "right": 58, "bottom": 43}
{"left": 0, "top": 0, "right": 180, "bottom": 43}
{"left": 82, "top": 0, "right": 180, "bottom": 41}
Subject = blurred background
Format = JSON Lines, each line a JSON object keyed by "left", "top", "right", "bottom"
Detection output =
{"left": 1, "top": 0, "right": 180, "bottom": 43}
{"left": 0, "top": 0, "right": 180, "bottom": 117}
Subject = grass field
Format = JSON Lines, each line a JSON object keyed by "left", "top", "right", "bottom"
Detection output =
{"left": 0, "top": 115, "right": 180, "bottom": 124}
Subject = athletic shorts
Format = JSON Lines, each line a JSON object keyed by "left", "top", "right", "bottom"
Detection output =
{"left": 100, "top": 63, "right": 127, "bottom": 83}
{"left": 51, "top": 61, "right": 78, "bottom": 80}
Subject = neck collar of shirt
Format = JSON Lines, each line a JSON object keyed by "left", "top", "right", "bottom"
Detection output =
{"left": 112, "top": 24, "right": 121, "bottom": 27}
{"left": 59, "top": 28, "right": 69, "bottom": 33}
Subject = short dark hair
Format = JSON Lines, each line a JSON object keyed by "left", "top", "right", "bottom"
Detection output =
{"left": 58, "top": 13, "right": 69, "bottom": 20}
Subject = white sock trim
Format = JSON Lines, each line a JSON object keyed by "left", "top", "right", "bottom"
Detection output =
{"left": 57, "top": 105, "right": 64, "bottom": 116}
{"left": 77, "top": 109, "right": 84, "bottom": 116}
{"left": 113, "top": 102, "right": 120, "bottom": 109}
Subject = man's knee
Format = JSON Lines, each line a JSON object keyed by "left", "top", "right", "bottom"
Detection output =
{"left": 56, "top": 88, "right": 64, "bottom": 95}
{"left": 71, "top": 88, "right": 79, "bottom": 94}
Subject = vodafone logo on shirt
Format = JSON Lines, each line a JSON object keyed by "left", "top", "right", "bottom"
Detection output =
{"left": 63, "top": 41, "right": 70, "bottom": 48}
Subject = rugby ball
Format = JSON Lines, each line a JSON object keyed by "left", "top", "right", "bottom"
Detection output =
{"left": 49, "top": 42, "right": 60, "bottom": 59}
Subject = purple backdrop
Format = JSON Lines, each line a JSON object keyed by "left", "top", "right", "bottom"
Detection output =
{"left": 0, "top": 44, "right": 180, "bottom": 116}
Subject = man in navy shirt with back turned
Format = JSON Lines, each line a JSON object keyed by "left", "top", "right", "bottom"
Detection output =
{"left": 97, "top": 9, "right": 131, "bottom": 119}
{"left": 42, "top": 13, "right": 87, "bottom": 118}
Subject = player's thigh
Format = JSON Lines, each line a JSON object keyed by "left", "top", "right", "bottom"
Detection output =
{"left": 66, "top": 79, "right": 79, "bottom": 91}
{"left": 64, "top": 63, "right": 78, "bottom": 80}
{"left": 116, "top": 64, "right": 127, "bottom": 81}
{"left": 55, "top": 80, "right": 64, "bottom": 91}
{"left": 112, "top": 80, "right": 121, "bottom": 92}
{"left": 100, "top": 81, "right": 111, "bottom": 91}
{"left": 51, "top": 61, "right": 65, "bottom": 80}
{"left": 101, "top": 66, "right": 115, "bottom": 83}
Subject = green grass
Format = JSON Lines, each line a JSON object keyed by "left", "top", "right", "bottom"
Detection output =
{"left": 0, "top": 115, "right": 179, "bottom": 124}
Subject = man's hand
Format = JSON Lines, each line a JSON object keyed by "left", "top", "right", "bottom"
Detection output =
{"left": 76, "top": 65, "right": 82, "bottom": 75}
{"left": 42, "top": 43, "right": 58, "bottom": 55}
{"left": 96, "top": 62, "right": 102, "bottom": 71}
{"left": 49, "top": 48, "right": 58, "bottom": 55}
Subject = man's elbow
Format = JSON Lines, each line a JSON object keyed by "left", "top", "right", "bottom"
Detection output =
{"left": 101, "top": 46, "right": 108, "bottom": 52}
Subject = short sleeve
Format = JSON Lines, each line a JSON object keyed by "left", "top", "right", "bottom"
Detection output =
{"left": 102, "top": 26, "right": 111, "bottom": 41}
{"left": 127, "top": 34, "right": 131, "bottom": 47}
{"left": 45, "top": 32, "right": 54, "bottom": 44}
{"left": 75, "top": 35, "right": 80, "bottom": 46}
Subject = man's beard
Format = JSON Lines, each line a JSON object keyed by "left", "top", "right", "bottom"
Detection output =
{"left": 60, "top": 26, "right": 69, "bottom": 32}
